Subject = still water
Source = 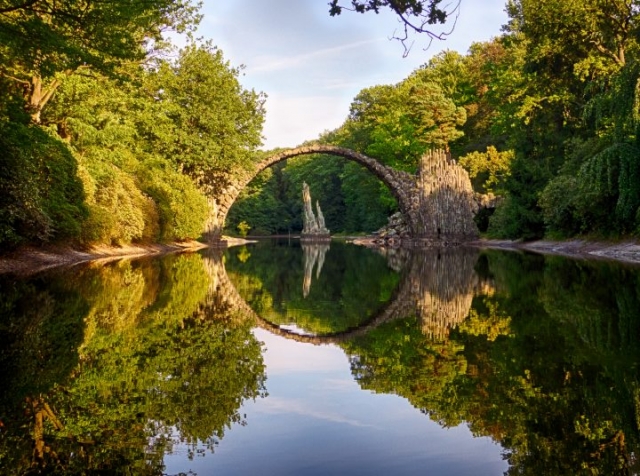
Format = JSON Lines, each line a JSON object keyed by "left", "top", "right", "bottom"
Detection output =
{"left": 1, "top": 239, "right": 639, "bottom": 475}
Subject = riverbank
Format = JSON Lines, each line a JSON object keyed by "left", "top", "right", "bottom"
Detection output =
{"left": 350, "top": 236, "right": 640, "bottom": 265}
{"left": 0, "top": 237, "right": 257, "bottom": 276}
{"left": 477, "top": 239, "right": 640, "bottom": 265}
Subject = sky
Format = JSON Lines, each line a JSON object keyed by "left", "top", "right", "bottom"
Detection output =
{"left": 197, "top": 1, "right": 510, "bottom": 150}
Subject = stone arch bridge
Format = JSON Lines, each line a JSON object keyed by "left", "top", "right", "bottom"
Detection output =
{"left": 205, "top": 145, "right": 478, "bottom": 244}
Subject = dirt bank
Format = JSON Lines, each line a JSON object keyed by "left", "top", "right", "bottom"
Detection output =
{"left": 0, "top": 236, "right": 257, "bottom": 276}
{"left": 473, "top": 239, "right": 640, "bottom": 265}
{"left": 0, "top": 241, "right": 210, "bottom": 276}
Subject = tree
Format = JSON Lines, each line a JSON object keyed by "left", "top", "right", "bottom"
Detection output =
{"left": 0, "top": 0, "right": 201, "bottom": 122}
{"left": 344, "top": 79, "right": 465, "bottom": 172}
{"left": 143, "top": 44, "right": 266, "bottom": 235}
{"left": 42, "top": 69, "right": 209, "bottom": 244}
{"left": 483, "top": 0, "right": 640, "bottom": 239}
{"left": 459, "top": 146, "right": 514, "bottom": 195}
{"left": 329, "top": 0, "right": 460, "bottom": 56}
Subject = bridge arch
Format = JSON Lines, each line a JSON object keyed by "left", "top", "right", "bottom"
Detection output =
{"left": 209, "top": 144, "right": 417, "bottom": 239}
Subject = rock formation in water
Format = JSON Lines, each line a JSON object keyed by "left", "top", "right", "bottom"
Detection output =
{"left": 301, "top": 181, "right": 330, "bottom": 239}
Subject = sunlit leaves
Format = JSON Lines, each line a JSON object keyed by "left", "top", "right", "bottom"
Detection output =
{"left": 146, "top": 44, "right": 266, "bottom": 193}
{"left": 458, "top": 146, "right": 514, "bottom": 195}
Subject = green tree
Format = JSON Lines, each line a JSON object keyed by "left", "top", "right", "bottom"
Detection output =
{"left": 44, "top": 70, "right": 209, "bottom": 244}
{"left": 343, "top": 79, "right": 465, "bottom": 172}
{"left": 0, "top": 0, "right": 201, "bottom": 123}
{"left": 145, "top": 44, "right": 266, "bottom": 193}
{"left": 459, "top": 146, "right": 514, "bottom": 195}
{"left": 0, "top": 121, "right": 87, "bottom": 247}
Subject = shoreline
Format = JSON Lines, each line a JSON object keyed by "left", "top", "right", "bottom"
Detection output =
{"left": 351, "top": 236, "right": 640, "bottom": 265}
{"left": 0, "top": 236, "right": 256, "bottom": 276}
{"left": 2, "top": 236, "right": 640, "bottom": 276}
{"left": 475, "top": 238, "right": 640, "bottom": 265}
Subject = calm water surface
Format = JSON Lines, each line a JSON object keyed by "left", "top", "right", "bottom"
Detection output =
{"left": 1, "top": 239, "right": 639, "bottom": 475}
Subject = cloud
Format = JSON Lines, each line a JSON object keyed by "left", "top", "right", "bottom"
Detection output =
{"left": 257, "top": 397, "right": 378, "bottom": 429}
{"left": 247, "top": 38, "right": 383, "bottom": 74}
{"left": 253, "top": 327, "right": 350, "bottom": 373}
{"left": 261, "top": 93, "right": 352, "bottom": 149}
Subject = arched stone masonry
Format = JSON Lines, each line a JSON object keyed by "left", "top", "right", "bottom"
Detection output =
{"left": 204, "top": 145, "right": 478, "bottom": 245}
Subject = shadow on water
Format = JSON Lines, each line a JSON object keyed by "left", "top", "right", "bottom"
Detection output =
{"left": 1, "top": 243, "right": 640, "bottom": 474}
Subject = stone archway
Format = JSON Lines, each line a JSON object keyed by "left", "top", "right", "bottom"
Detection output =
{"left": 205, "top": 145, "right": 478, "bottom": 244}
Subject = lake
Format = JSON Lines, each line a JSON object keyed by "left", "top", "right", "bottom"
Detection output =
{"left": 1, "top": 239, "right": 639, "bottom": 475}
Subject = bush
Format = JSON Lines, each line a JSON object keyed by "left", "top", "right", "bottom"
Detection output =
{"left": 488, "top": 196, "right": 544, "bottom": 240}
{"left": 137, "top": 162, "right": 208, "bottom": 242}
{"left": 0, "top": 122, "right": 87, "bottom": 247}
{"left": 539, "top": 175, "right": 581, "bottom": 236}
{"left": 577, "top": 143, "right": 640, "bottom": 234}
{"left": 79, "top": 161, "right": 147, "bottom": 245}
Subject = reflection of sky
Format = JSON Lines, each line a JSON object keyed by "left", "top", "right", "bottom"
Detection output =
{"left": 163, "top": 328, "right": 508, "bottom": 476}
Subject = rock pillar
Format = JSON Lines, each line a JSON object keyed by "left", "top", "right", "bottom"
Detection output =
{"left": 301, "top": 182, "right": 330, "bottom": 240}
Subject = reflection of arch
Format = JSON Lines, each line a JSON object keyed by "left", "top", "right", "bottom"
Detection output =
{"left": 210, "top": 145, "right": 417, "bottom": 238}
{"left": 201, "top": 247, "right": 487, "bottom": 345}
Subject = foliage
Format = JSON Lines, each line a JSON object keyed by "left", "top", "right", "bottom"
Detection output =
{"left": 459, "top": 146, "right": 514, "bottom": 194}
{"left": 237, "top": 221, "right": 251, "bottom": 237}
{"left": 578, "top": 143, "right": 640, "bottom": 234}
{"left": 343, "top": 79, "right": 466, "bottom": 172}
{"left": 35, "top": 43, "right": 261, "bottom": 245}
{"left": 0, "top": 121, "right": 87, "bottom": 247}
{"left": 0, "top": 0, "right": 200, "bottom": 78}
{"left": 328, "top": 0, "right": 458, "bottom": 55}
{"left": 0, "top": 0, "right": 201, "bottom": 121}
{"left": 137, "top": 160, "right": 209, "bottom": 241}
{"left": 145, "top": 43, "right": 266, "bottom": 194}
{"left": 0, "top": 0, "right": 262, "bottom": 248}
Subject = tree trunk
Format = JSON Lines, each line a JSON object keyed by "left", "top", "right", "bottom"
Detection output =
{"left": 28, "top": 75, "right": 62, "bottom": 124}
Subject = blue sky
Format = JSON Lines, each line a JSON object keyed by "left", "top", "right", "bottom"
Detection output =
{"left": 198, "top": 1, "right": 509, "bottom": 149}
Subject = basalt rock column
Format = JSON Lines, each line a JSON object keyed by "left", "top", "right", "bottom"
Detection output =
{"left": 301, "top": 181, "right": 330, "bottom": 240}
{"left": 414, "top": 150, "right": 479, "bottom": 244}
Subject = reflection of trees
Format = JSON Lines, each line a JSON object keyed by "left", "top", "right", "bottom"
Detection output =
{"left": 225, "top": 242, "right": 401, "bottom": 335}
{"left": 343, "top": 250, "right": 640, "bottom": 475}
{"left": 0, "top": 253, "right": 266, "bottom": 474}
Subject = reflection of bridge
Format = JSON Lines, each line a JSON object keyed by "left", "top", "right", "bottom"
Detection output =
{"left": 206, "top": 146, "right": 478, "bottom": 244}
{"left": 200, "top": 247, "right": 491, "bottom": 345}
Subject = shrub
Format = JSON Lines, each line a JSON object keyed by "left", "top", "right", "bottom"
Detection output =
{"left": 0, "top": 122, "right": 87, "bottom": 247}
